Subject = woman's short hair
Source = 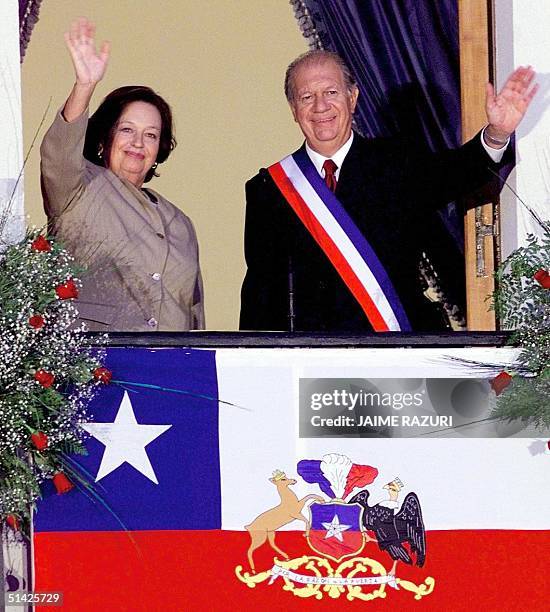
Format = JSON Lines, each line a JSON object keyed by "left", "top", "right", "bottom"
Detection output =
{"left": 83, "top": 85, "right": 176, "bottom": 183}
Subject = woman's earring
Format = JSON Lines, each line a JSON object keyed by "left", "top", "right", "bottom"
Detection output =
{"left": 152, "top": 162, "right": 158, "bottom": 170}
{"left": 97, "top": 146, "right": 103, "bottom": 160}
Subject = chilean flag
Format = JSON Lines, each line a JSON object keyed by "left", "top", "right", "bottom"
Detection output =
{"left": 34, "top": 347, "right": 550, "bottom": 611}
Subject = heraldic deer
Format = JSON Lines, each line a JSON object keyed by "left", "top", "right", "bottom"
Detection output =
{"left": 245, "top": 470, "right": 323, "bottom": 573}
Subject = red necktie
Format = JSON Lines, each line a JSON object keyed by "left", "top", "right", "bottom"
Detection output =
{"left": 323, "top": 159, "right": 338, "bottom": 192}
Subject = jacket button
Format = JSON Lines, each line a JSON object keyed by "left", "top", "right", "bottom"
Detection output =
{"left": 151, "top": 272, "right": 161, "bottom": 281}
{"left": 147, "top": 317, "right": 158, "bottom": 328}
{"left": 156, "top": 232, "right": 165, "bottom": 239}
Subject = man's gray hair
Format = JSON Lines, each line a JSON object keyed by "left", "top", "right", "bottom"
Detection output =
{"left": 284, "top": 50, "right": 357, "bottom": 103}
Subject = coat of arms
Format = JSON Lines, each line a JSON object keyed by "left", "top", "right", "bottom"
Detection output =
{"left": 235, "top": 453, "right": 433, "bottom": 602}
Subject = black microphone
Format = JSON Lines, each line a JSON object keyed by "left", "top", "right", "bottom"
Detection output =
{"left": 287, "top": 254, "right": 295, "bottom": 332}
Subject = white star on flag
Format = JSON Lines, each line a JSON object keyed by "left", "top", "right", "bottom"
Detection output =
{"left": 81, "top": 390, "right": 171, "bottom": 484}
{"left": 322, "top": 514, "right": 352, "bottom": 542}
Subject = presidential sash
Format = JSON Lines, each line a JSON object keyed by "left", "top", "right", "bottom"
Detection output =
{"left": 268, "top": 149, "right": 411, "bottom": 332}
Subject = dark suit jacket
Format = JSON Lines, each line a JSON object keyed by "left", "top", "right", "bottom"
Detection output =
{"left": 240, "top": 132, "right": 511, "bottom": 332}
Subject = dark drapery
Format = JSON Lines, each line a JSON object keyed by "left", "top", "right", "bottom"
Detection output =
{"left": 291, "top": 0, "right": 468, "bottom": 325}
{"left": 19, "top": 0, "right": 43, "bottom": 61}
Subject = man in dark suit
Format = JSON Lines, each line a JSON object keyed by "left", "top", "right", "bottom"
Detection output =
{"left": 239, "top": 50, "right": 537, "bottom": 332}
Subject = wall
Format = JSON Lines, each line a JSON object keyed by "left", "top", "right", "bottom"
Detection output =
{"left": 0, "top": 0, "right": 24, "bottom": 246}
{"left": 494, "top": 0, "right": 550, "bottom": 255}
{"left": 21, "top": 0, "right": 306, "bottom": 329}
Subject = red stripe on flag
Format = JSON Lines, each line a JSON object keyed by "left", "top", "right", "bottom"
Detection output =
{"left": 269, "top": 163, "right": 389, "bottom": 331}
{"left": 34, "top": 530, "right": 550, "bottom": 611}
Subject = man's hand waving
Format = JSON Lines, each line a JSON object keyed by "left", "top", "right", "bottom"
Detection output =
{"left": 484, "top": 66, "right": 538, "bottom": 147}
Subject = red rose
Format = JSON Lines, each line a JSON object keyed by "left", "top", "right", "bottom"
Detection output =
{"left": 34, "top": 369, "right": 55, "bottom": 388}
{"left": 31, "top": 431, "right": 49, "bottom": 451}
{"left": 55, "top": 279, "right": 79, "bottom": 300}
{"left": 6, "top": 514, "right": 20, "bottom": 531}
{"left": 533, "top": 269, "right": 550, "bottom": 289}
{"left": 490, "top": 371, "right": 513, "bottom": 396}
{"left": 31, "top": 235, "right": 51, "bottom": 252}
{"left": 53, "top": 472, "right": 74, "bottom": 495}
{"left": 93, "top": 367, "right": 113, "bottom": 384}
{"left": 29, "top": 314, "right": 45, "bottom": 329}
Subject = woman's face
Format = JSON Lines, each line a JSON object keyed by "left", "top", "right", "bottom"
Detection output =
{"left": 107, "top": 101, "right": 162, "bottom": 188}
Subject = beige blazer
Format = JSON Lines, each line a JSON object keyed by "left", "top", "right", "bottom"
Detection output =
{"left": 41, "top": 110, "right": 204, "bottom": 332}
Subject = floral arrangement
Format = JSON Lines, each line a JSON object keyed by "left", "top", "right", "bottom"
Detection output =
{"left": 490, "top": 225, "right": 550, "bottom": 428}
{"left": 0, "top": 231, "right": 108, "bottom": 535}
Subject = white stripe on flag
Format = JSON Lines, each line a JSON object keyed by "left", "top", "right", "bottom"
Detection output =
{"left": 216, "top": 347, "right": 550, "bottom": 531}
{"left": 280, "top": 155, "right": 401, "bottom": 331}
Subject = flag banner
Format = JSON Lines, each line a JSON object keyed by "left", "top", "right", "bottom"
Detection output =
{"left": 33, "top": 347, "right": 550, "bottom": 611}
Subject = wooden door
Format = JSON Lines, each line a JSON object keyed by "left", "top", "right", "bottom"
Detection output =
{"left": 459, "top": 0, "right": 497, "bottom": 330}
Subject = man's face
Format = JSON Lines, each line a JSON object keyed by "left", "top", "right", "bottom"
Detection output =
{"left": 290, "top": 59, "right": 358, "bottom": 157}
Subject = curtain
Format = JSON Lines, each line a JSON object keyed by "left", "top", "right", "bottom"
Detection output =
{"left": 19, "top": 0, "right": 43, "bottom": 61}
{"left": 291, "top": 0, "right": 468, "bottom": 326}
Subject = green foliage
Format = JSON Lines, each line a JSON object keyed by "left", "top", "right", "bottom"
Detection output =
{"left": 0, "top": 231, "right": 106, "bottom": 531}
{"left": 493, "top": 375, "right": 550, "bottom": 429}
{"left": 493, "top": 232, "right": 550, "bottom": 334}
{"left": 492, "top": 227, "right": 550, "bottom": 427}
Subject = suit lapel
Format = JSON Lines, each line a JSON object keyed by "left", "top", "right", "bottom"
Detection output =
{"left": 335, "top": 133, "right": 366, "bottom": 202}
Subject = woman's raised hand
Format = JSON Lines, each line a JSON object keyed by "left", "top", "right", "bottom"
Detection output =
{"left": 64, "top": 17, "right": 110, "bottom": 85}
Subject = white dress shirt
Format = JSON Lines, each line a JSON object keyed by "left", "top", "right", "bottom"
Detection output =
{"left": 305, "top": 133, "right": 354, "bottom": 180}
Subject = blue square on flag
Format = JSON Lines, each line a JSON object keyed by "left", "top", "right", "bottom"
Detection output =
{"left": 34, "top": 348, "right": 221, "bottom": 532}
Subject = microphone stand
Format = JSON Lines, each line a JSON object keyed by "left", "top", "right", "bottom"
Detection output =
{"left": 287, "top": 254, "right": 295, "bottom": 332}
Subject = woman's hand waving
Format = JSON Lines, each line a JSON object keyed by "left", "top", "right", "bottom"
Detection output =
{"left": 64, "top": 17, "right": 110, "bottom": 86}
{"left": 62, "top": 18, "right": 110, "bottom": 123}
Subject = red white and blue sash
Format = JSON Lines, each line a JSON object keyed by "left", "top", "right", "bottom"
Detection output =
{"left": 268, "top": 149, "right": 411, "bottom": 332}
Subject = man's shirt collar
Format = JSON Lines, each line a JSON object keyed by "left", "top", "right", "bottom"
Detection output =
{"left": 305, "top": 132, "right": 354, "bottom": 180}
